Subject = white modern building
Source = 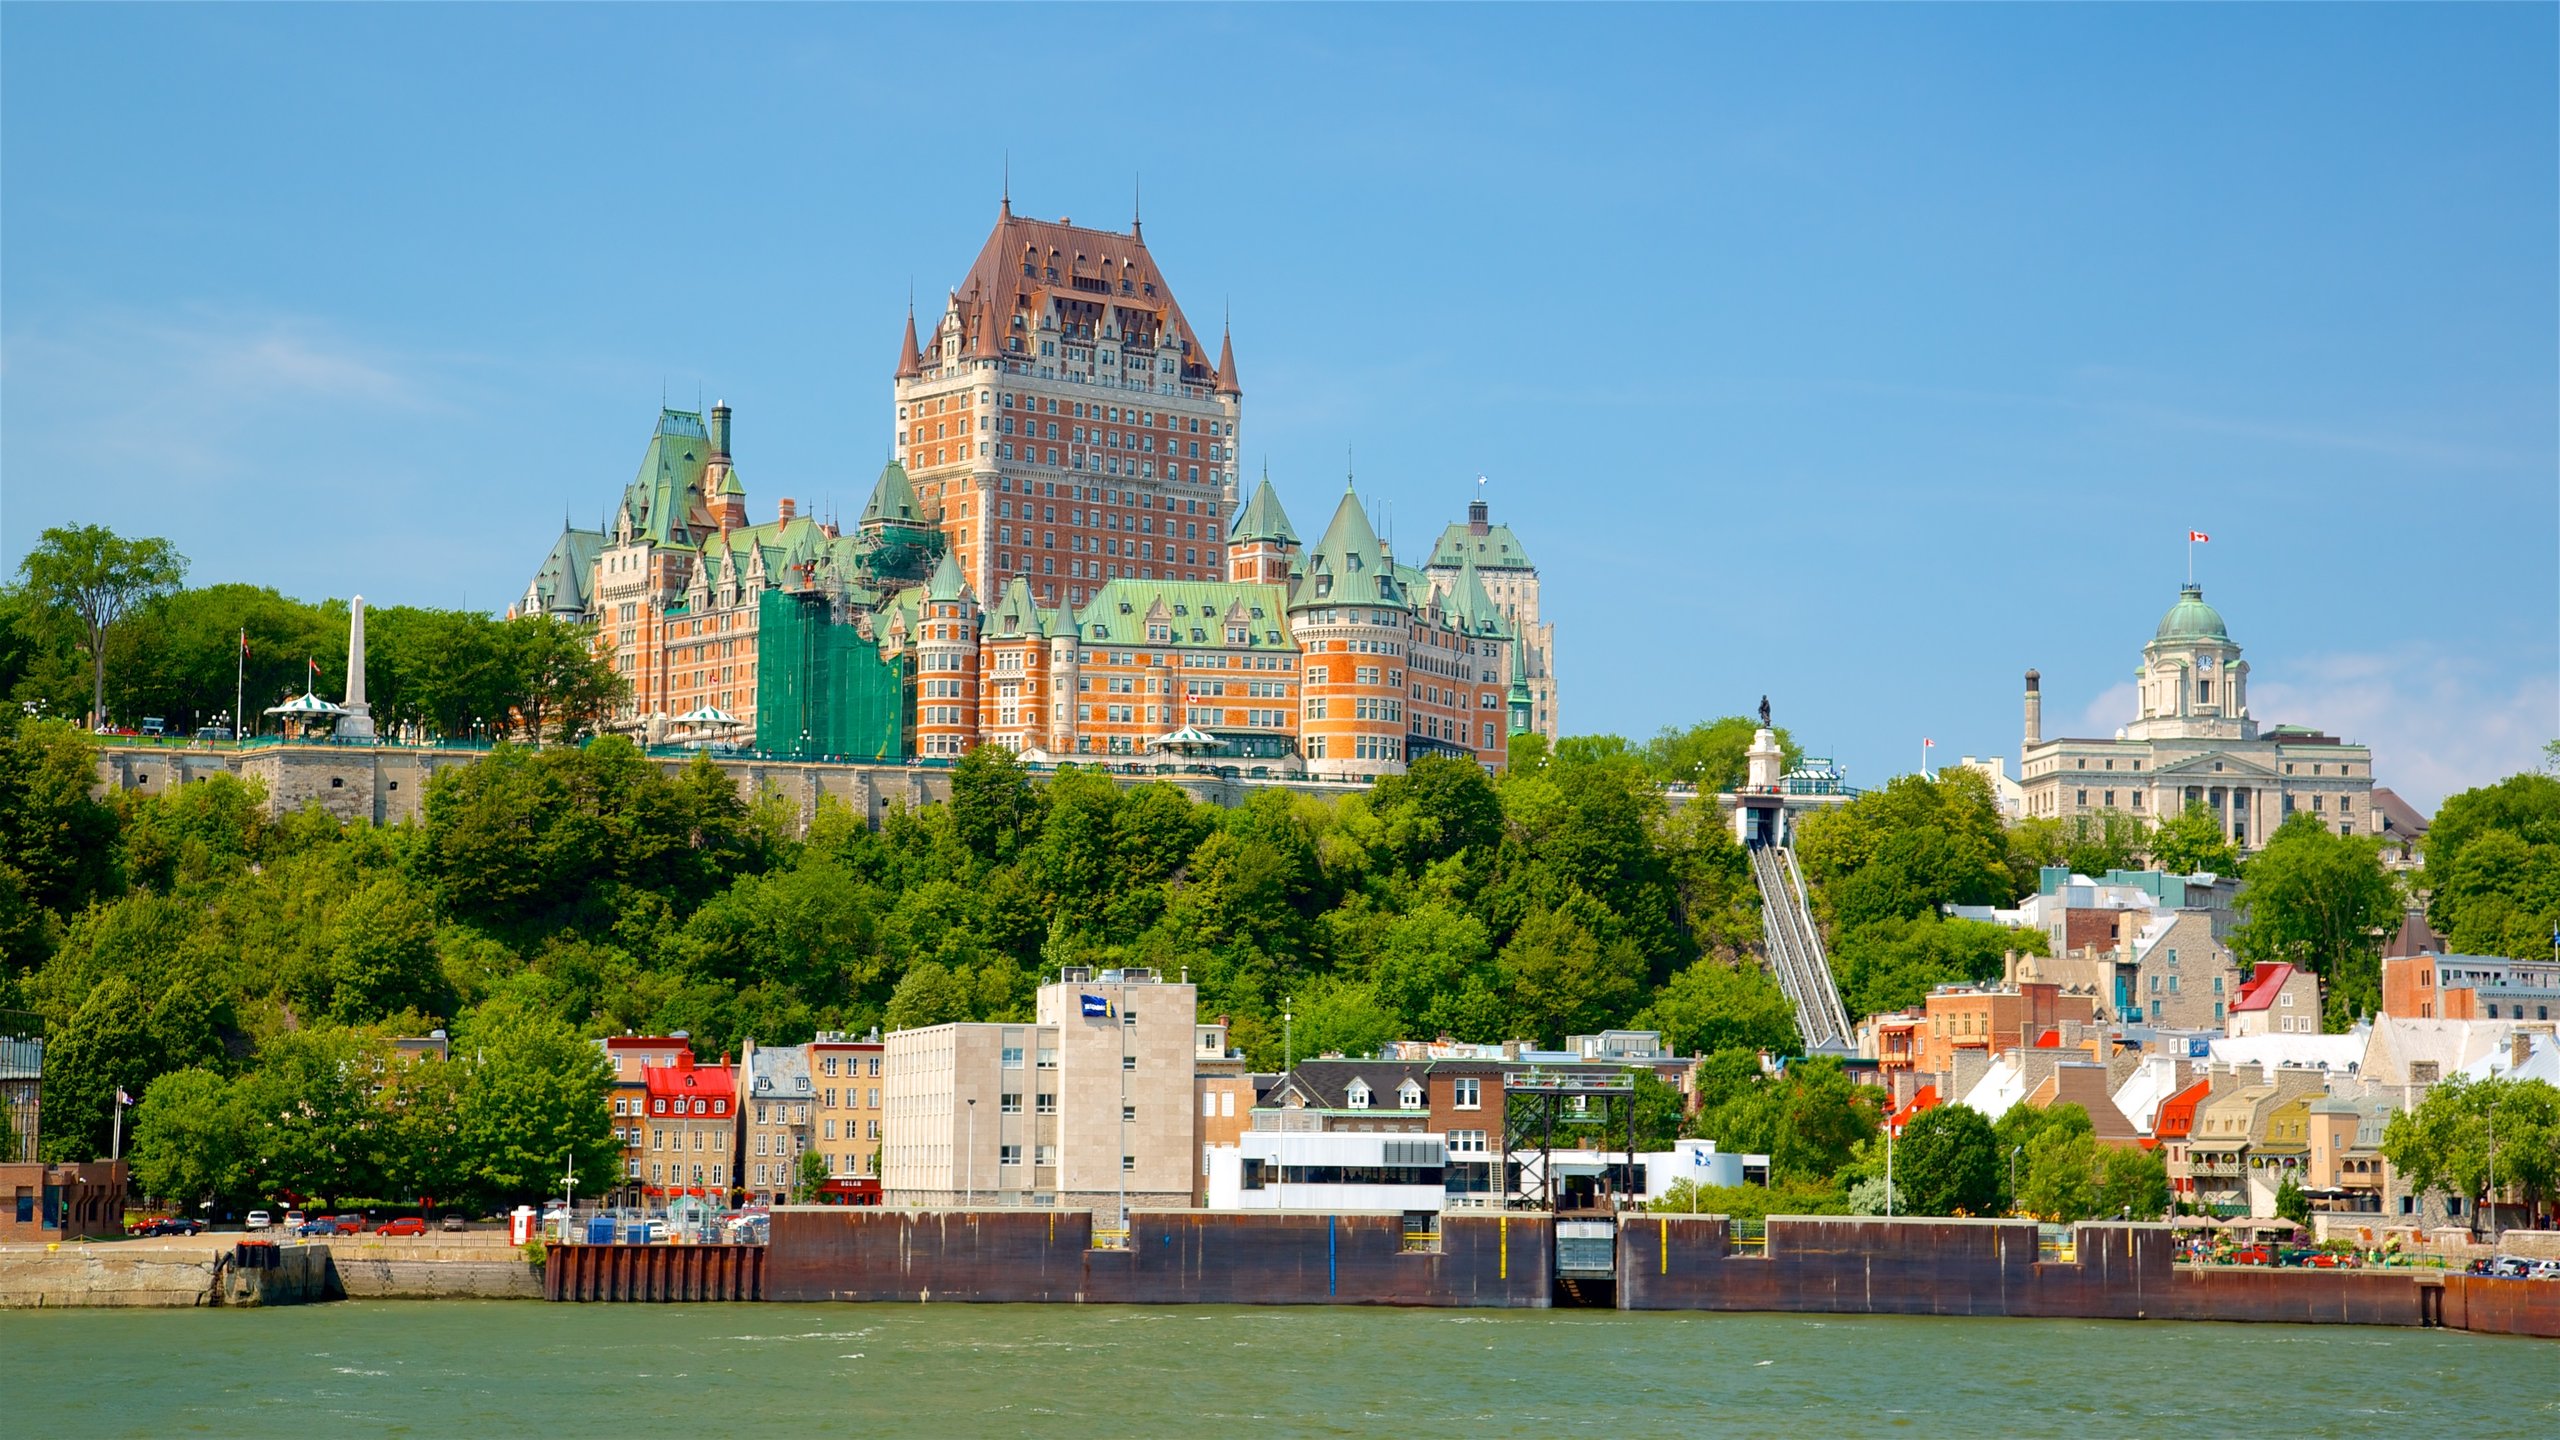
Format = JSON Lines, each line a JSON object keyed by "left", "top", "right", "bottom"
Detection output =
{"left": 1206, "top": 1130, "right": 1446, "bottom": 1213}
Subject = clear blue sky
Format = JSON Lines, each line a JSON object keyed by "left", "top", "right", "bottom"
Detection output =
{"left": 5, "top": 4, "right": 2553, "bottom": 808}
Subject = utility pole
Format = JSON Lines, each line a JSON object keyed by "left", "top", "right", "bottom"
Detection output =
{"left": 965, "top": 1097, "right": 976, "bottom": 1207}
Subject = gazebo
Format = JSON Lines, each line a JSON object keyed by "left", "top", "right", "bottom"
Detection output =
{"left": 263, "top": 690, "right": 345, "bottom": 739}
{"left": 670, "top": 704, "right": 745, "bottom": 748}
{"left": 1147, "top": 725, "right": 1222, "bottom": 766}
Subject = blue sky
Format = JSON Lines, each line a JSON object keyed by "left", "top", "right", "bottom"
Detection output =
{"left": 4, "top": 4, "right": 2552, "bottom": 808}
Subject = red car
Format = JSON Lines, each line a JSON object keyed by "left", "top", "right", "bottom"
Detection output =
{"left": 374, "top": 1217, "right": 426, "bottom": 1237}
{"left": 2227, "top": 1244, "right": 2274, "bottom": 1266}
{"left": 332, "top": 1213, "right": 370, "bottom": 1233}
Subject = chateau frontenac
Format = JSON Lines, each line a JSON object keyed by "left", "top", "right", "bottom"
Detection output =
{"left": 514, "top": 202, "right": 1559, "bottom": 775}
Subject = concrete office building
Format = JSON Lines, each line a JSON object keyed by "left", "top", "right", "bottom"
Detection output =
{"left": 882, "top": 968, "right": 1197, "bottom": 1218}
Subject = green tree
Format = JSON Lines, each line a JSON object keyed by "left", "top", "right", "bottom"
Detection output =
{"left": 1639, "top": 715, "right": 1799, "bottom": 792}
{"left": 14, "top": 524, "right": 185, "bottom": 728}
{"left": 503, "top": 614, "right": 624, "bottom": 742}
{"left": 39, "top": 967, "right": 226, "bottom": 1160}
{"left": 2013, "top": 1103, "right": 2101, "bottom": 1221}
{"left": 234, "top": 1027, "right": 386, "bottom": 1204}
{"left": 2096, "top": 1145, "right": 2171, "bottom": 1220}
{"left": 2422, "top": 773, "right": 2560, "bottom": 959}
{"left": 2273, "top": 1174, "right": 2310, "bottom": 1227}
{"left": 1892, "top": 1104, "right": 1999, "bottom": 1216}
{"left": 792, "top": 1147, "right": 831, "bottom": 1204}
{"left": 2231, "top": 814, "right": 2401, "bottom": 1026}
{"left": 2148, "top": 802, "right": 2241, "bottom": 876}
{"left": 1633, "top": 958, "right": 1801, "bottom": 1058}
{"left": 884, "top": 960, "right": 977, "bottom": 1030}
{"left": 2004, "top": 811, "right": 2146, "bottom": 896}
{"left": 2382, "top": 1076, "right": 2560, "bottom": 1234}
{"left": 1649, "top": 1177, "right": 1847, "bottom": 1220}
{"left": 1692, "top": 1055, "right": 1881, "bottom": 1185}
{"left": 1833, "top": 915, "right": 2040, "bottom": 1020}
{"left": 1497, "top": 898, "right": 1646, "bottom": 1045}
{"left": 949, "top": 744, "right": 1041, "bottom": 864}
{"left": 454, "top": 1008, "right": 620, "bottom": 1206}
{"left": 127, "top": 1067, "right": 247, "bottom": 1209}
{"left": 0, "top": 718, "right": 121, "bottom": 933}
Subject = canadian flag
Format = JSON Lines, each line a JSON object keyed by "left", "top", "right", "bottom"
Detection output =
{"left": 2188, "top": 530, "right": 2210, "bottom": 543}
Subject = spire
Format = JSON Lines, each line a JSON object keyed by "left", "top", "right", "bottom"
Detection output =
{"left": 895, "top": 307, "right": 922, "bottom": 379}
{"left": 925, "top": 546, "right": 968, "bottom": 603}
{"left": 1229, "top": 471, "right": 1299, "bottom": 546}
{"left": 1001, "top": 151, "right": 1010, "bottom": 216}
{"left": 860, "top": 459, "right": 922, "bottom": 528}
{"left": 1215, "top": 319, "right": 1240, "bottom": 396}
{"left": 971, "top": 301, "right": 999, "bottom": 360}
{"left": 1132, "top": 172, "right": 1142, "bottom": 238}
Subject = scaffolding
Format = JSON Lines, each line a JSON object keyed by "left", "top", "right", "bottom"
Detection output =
{"left": 755, "top": 588, "right": 907, "bottom": 762}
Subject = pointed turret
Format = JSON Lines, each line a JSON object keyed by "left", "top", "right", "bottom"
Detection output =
{"left": 971, "top": 301, "right": 999, "bottom": 360}
{"left": 1450, "top": 553, "right": 1509, "bottom": 640}
{"left": 1289, "top": 488, "right": 1403, "bottom": 612}
{"left": 860, "top": 460, "right": 922, "bottom": 528}
{"left": 1215, "top": 326, "right": 1240, "bottom": 395}
{"left": 925, "top": 546, "right": 968, "bottom": 603}
{"left": 1228, "top": 472, "right": 1298, "bottom": 546}
{"left": 895, "top": 309, "right": 922, "bottom": 379}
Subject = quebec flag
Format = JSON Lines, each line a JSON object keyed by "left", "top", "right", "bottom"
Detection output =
{"left": 1081, "top": 993, "right": 1112, "bottom": 1018}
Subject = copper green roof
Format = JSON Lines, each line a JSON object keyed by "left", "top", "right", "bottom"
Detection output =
{"left": 1229, "top": 472, "right": 1298, "bottom": 546}
{"left": 925, "top": 548, "right": 968, "bottom": 603}
{"left": 620, "top": 409, "right": 713, "bottom": 549}
{"left": 860, "top": 460, "right": 924, "bottom": 528}
{"left": 989, "top": 575, "right": 1046, "bottom": 638}
{"left": 1445, "top": 553, "right": 1511, "bottom": 640}
{"left": 1431, "top": 519, "right": 1533, "bottom": 570}
{"left": 2154, "top": 583, "right": 2230, "bottom": 644}
{"left": 526, "top": 524, "right": 607, "bottom": 616}
{"left": 1075, "top": 579, "right": 1294, "bottom": 650}
{"left": 1289, "top": 489, "right": 1407, "bottom": 612}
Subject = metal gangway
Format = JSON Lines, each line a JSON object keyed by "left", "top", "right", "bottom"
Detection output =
{"left": 1748, "top": 843, "right": 1853, "bottom": 1049}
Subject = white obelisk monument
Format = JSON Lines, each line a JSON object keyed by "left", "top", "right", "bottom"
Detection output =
{"left": 336, "top": 595, "right": 376, "bottom": 740}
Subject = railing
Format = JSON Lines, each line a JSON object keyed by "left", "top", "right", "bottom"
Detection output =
{"left": 1729, "top": 1219, "right": 1766, "bottom": 1254}
{"left": 1399, "top": 1230, "right": 1442, "bottom": 1254}
{"left": 1090, "top": 1226, "right": 1130, "bottom": 1251}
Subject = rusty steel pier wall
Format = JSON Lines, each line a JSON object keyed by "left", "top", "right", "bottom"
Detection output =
{"left": 1618, "top": 1216, "right": 2455, "bottom": 1328}
{"left": 544, "top": 1242, "right": 765, "bottom": 1302}
{"left": 762, "top": 1208, "right": 1551, "bottom": 1307}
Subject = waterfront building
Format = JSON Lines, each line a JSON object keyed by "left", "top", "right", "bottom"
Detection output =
{"left": 2225, "top": 963, "right": 2322, "bottom": 1038}
{"left": 2017, "top": 585, "right": 2375, "bottom": 848}
{"left": 1190, "top": 1017, "right": 1258, "bottom": 1206}
{"left": 808, "top": 1031, "right": 885, "bottom": 1203}
{"left": 1205, "top": 1130, "right": 1449, "bottom": 1215}
{"left": 600, "top": 1033, "right": 693, "bottom": 1193}
{"left": 0, "top": 1160, "right": 124, "bottom": 1242}
{"left": 881, "top": 968, "right": 1197, "bottom": 1217}
{"left": 2381, "top": 952, "right": 2560, "bottom": 1023}
{"left": 639, "top": 1052, "right": 737, "bottom": 1201}
{"left": 739, "top": 1040, "right": 814, "bottom": 1207}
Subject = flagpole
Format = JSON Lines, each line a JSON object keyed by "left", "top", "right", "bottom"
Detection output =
{"left": 235, "top": 629, "right": 246, "bottom": 745}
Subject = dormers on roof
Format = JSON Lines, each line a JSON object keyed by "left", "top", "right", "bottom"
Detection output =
{"left": 1229, "top": 472, "right": 1298, "bottom": 546}
{"left": 861, "top": 460, "right": 924, "bottom": 529}
{"left": 1289, "top": 488, "right": 1406, "bottom": 613}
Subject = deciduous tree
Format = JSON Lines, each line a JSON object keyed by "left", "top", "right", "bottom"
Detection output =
{"left": 15, "top": 524, "right": 185, "bottom": 728}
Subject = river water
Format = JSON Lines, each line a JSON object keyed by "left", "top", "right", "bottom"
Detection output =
{"left": 5, "top": 1301, "right": 2554, "bottom": 1437}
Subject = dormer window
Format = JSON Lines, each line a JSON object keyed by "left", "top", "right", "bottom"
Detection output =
{"left": 1346, "top": 1080, "right": 1371, "bottom": 1110}
{"left": 1398, "top": 1080, "right": 1424, "bottom": 1110}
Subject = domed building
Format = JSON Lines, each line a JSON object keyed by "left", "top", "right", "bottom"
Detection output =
{"left": 2017, "top": 583, "right": 2373, "bottom": 851}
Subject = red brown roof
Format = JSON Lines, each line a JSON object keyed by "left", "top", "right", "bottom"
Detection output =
{"left": 2232, "top": 962, "right": 2295, "bottom": 1014}
{"left": 944, "top": 209, "right": 1224, "bottom": 387}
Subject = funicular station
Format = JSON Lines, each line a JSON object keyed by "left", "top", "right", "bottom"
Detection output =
{"left": 1500, "top": 1067, "right": 1641, "bottom": 1306}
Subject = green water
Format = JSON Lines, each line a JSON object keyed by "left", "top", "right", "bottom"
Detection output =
{"left": 4, "top": 1301, "right": 2554, "bottom": 1438}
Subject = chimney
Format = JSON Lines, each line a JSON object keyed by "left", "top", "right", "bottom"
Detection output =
{"left": 1468, "top": 498, "right": 1490, "bottom": 535}
{"left": 2023, "top": 669, "right": 2043, "bottom": 747}
{"left": 778, "top": 498, "right": 797, "bottom": 523}
{"left": 710, "top": 400, "right": 732, "bottom": 458}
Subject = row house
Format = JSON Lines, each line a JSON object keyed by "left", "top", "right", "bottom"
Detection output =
{"left": 601, "top": 1033, "right": 693, "bottom": 1194}
{"left": 638, "top": 1053, "right": 738, "bottom": 1199}
{"left": 2226, "top": 963, "right": 2323, "bottom": 1037}
{"left": 739, "top": 1040, "right": 814, "bottom": 1206}
{"left": 2382, "top": 952, "right": 2560, "bottom": 1023}
{"left": 809, "top": 1031, "right": 885, "bottom": 1204}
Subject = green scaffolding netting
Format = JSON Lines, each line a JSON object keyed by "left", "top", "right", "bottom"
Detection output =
{"left": 756, "top": 589, "right": 906, "bottom": 762}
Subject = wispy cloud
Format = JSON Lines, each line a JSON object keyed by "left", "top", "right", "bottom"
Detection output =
{"left": 1, "top": 305, "right": 444, "bottom": 481}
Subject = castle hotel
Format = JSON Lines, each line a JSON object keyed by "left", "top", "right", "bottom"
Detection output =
{"left": 516, "top": 201, "right": 1559, "bottom": 777}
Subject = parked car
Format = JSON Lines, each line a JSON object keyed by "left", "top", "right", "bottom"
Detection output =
{"left": 2226, "top": 1245, "right": 2274, "bottom": 1267}
{"left": 245, "top": 1210, "right": 273, "bottom": 1231}
{"left": 2525, "top": 1258, "right": 2560, "bottom": 1280}
{"left": 332, "top": 1213, "right": 369, "bottom": 1233}
{"left": 375, "top": 1217, "right": 427, "bottom": 1237}
{"left": 294, "top": 1218, "right": 344, "bottom": 1237}
{"left": 2487, "top": 1255, "right": 2533, "bottom": 1278}
{"left": 439, "top": 1214, "right": 467, "bottom": 1233}
{"left": 129, "top": 1217, "right": 205, "bottom": 1237}
{"left": 283, "top": 1209, "right": 308, "bottom": 1229}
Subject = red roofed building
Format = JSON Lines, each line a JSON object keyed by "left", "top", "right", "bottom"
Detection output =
{"left": 640, "top": 1053, "right": 739, "bottom": 1200}
{"left": 2225, "top": 962, "right": 2321, "bottom": 1037}
{"left": 1887, "top": 1085, "right": 1939, "bottom": 1135}
{"left": 600, "top": 1034, "right": 693, "bottom": 1197}
{"left": 2151, "top": 1078, "right": 2212, "bottom": 1203}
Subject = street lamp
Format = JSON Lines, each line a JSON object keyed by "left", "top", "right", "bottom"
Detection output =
{"left": 2010, "top": 1145, "right": 2024, "bottom": 1217}
{"left": 965, "top": 1097, "right": 976, "bottom": 1208}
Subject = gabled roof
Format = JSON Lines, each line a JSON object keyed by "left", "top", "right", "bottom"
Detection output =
{"left": 1267, "top": 1058, "right": 1432, "bottom": 1110}
{"left": 1289, "top": 489, "right": 1407, "bottom": 612}
{"left": 1229, "top": 472, "right": 1298, "bottom": 546}
{"left": 1443, "top": 553, "right": 1512, "bottom": 640}
{"left": 1073, "top": 579, "right": 1292, "bottom": 651}
{"left": 620, "top": 409, "right": 715, "bottom": 550}
{"left": 2231, "top": 963, "right": 2297, "bottom": 1014}
{"left": 526, "top": 524, "right": 608, "bottom": 616}
{"left": 945, "top": 209, "right": 1217, "bottom": 386}
{"left": 988, "top": 574, "right": 1048, "bottom": 638}
{"left": 643, "top": 1055, "right": 736, "bottom": 1105}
